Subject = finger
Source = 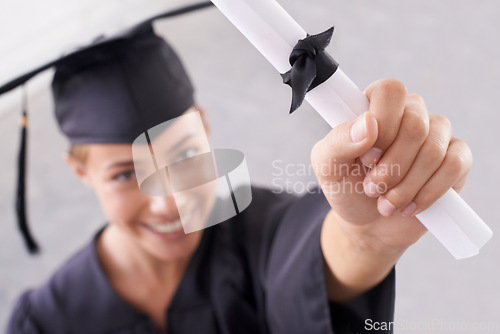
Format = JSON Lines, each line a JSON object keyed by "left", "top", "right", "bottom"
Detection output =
{"left": 361, "top": 79, "right": 408, "bottom": 165}
{"left": 374, "top": 115, "right": 453, "bottom": 216}
{"left": 311, "top": 112, "right": 378, "bottom": 183}
{"left": 378, "top": 137, "right": 471, "bottom": 217}
{"left": 405, "top": 138, "right": 472, "bottom": 216}
{"left": 451, "top": 165, "right": 470, "bottom": 194}
{"left": 363, "top": 95, "right": 430, "bottom": 197}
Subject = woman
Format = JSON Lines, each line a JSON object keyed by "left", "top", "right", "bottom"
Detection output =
{"left": 5, "top": 16, "right": 471, "bottom": 334}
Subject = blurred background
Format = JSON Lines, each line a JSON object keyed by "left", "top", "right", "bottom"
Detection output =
{"left": 0, "top": 0, "right": 498, "bottom": 332}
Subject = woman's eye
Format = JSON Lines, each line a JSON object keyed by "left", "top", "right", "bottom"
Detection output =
{"left": 113, "top": 170, "right": 136, "bottom": 182}
{"left": 176, "top": 147, "right": 198, "bottom": 161}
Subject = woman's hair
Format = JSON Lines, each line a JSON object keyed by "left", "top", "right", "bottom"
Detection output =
{"left": 68, "top": 144, "right": 90, "bottom": 165}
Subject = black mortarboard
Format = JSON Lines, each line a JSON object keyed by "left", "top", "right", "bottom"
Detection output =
{"left": 0, "top": 1, "right": 214, "bottom": 254}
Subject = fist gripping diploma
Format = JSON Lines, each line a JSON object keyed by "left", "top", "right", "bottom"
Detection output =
{"left": 313, "top": 78, "right": 472, "bottom": 302}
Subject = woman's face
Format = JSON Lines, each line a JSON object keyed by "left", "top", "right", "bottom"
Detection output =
{"left": 71, "top": 110, "right": 215, "bottom": 263}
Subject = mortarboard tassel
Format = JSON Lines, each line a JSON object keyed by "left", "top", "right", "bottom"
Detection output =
{"left": 16, "top": 87, "right": 40, "bottom": 254}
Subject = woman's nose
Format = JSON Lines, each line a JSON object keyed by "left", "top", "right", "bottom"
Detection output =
{"left": 149, "top": 195, "right": 180, "bottom": 219}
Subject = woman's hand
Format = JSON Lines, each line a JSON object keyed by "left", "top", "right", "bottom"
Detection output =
{"left": 313, "top": 78, "right": 472, "bottom": 301}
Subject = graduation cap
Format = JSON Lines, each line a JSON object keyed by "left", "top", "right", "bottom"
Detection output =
{"left": 0, "top": 1, "right": 214, "bottom": 254}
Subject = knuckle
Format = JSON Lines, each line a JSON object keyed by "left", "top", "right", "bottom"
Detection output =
{"left": 311, "top": 137, "right": 334, "bottom": 169}
{"left": 386, "top": 187, "right": 414, "bottom": 208}
{"left": 405, "top": 113, "right": 429, "bottom": 141}
{"left": 407, "top": 93, "right": 426, "bottom": 106}
{"left": 311, "top": 134, "right": 332, "bottom": 162}
{"left": 310, "top": 141, "right": 322, "bottom": 165}
{"left": 424, "top": 138, "right": 448, "bottom": 163}
{"left": 446, "top": 149, "right": 467, "bottom": 176}
{"left": 373, "top": 165, "right": 401, "bottom": 189}
{"left": 414, "top": 192, "right": 434, "bottom": 210}
{"left": 455, "top": 138, "right": 472, "bottom": 158}
{"left": 450, "top": 139, "right": 473, "bottom": 172}
{"left": 378, "top": 78, "right": 408, "bottom": 97}
{"left": 310, "top": 148, "right": 330, "bottom": 179}
{"left": 433, "top": 114, "right": 452, "bottom": 131}
{"left": 326, "top": 129, "right": 344, "bottom": 156}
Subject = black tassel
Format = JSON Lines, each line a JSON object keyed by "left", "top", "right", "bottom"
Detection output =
{"left": 16, "top": 88, "right": 40, "bottom": 254}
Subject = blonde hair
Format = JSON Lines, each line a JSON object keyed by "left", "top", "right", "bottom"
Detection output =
{"left": 68, "top": 144, "right": 90, "bottom": 164}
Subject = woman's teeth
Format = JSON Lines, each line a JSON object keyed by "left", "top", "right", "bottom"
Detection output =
{"left": 147, "top": 220, "right": 183, "bottom": 234}
{"left": 146, "top": 210, "right": 195, "bottom": 234}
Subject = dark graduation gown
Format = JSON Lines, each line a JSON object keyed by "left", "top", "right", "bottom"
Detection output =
{"left": 6, "top": 187, "right": 395, "bottom": 334}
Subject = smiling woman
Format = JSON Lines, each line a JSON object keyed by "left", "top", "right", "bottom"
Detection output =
{"left": 2, "top": 0, "right": 499, "bottom": 333}
{"left": 1, "top": 6, "right": 402, "bottom": 332}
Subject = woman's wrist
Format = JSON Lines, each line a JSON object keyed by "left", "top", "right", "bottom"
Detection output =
{"left": 321, "top": 209, "right": 403, "bottom": 302}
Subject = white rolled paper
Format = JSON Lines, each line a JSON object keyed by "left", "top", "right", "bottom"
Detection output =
{"left": 211, "top": 0, "right": 492, "bottom": 259}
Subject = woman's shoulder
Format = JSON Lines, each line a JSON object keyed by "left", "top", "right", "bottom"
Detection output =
{"left": 6, "top": 290, "right": 41, "bottom": 334}
{"left": 6, "top": 241, "right": 97, "bottom": 333}
{"left": 7, "top": 232, "right": 146, "bottom": 334}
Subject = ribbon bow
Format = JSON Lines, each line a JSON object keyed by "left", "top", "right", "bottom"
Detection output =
{"left": 281, "top": 27, "right": 339, "bottom": 114}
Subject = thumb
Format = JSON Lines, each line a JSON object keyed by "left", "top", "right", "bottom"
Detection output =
{"left": 311, "top": 112, "right": 378, "bottom": 180}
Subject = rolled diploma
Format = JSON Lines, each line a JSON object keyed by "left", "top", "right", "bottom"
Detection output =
{"left": 210, "top": 0, "right": 492, "bottom": 259}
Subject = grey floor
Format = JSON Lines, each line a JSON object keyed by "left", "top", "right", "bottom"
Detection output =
{"left": 1, "top": 0, "right": 499, "bottom": 332}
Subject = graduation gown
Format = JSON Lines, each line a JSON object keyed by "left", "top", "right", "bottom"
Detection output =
{"left": 6, "top": 187, "right": 395, "bottom": 334}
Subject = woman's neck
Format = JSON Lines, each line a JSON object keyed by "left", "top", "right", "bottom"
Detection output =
{"left": 96, "top": 225, "right": 191, "bottom": 331}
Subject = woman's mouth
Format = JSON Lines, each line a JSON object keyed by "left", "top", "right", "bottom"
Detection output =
{"left": 143, "top": 208, "right": 196, "bottom": 239}
{"left": 146, "top": 220, "right": 183, "bottom": 234}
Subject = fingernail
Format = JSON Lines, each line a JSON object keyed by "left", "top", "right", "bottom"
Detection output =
{"left": 402, "top": 202, "right": 417, "bottom": 216}
{"left": 361, "top": 147, "right": 383, "bottom": 165}
{"left": 364, "top": 182, "right": 383, "bottom": 197}
{"left": 350, "top": 114, "right": 367, "bottom": 143}
{"left": 378, "top": 197, "right": 396, "bottom": 217}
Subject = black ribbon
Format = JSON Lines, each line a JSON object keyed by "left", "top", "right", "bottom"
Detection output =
{"left": 281, "top": 27, "right": 339, "bottom": 114}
